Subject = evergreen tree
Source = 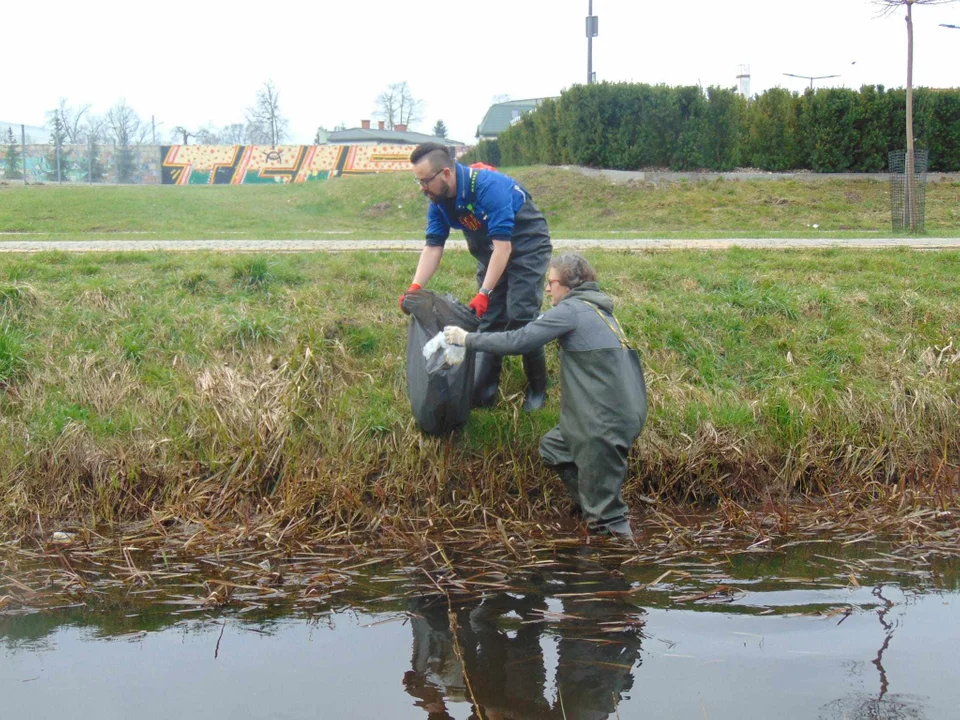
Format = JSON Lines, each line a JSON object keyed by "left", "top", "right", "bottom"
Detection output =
{"left": 86, "top": 133, "right": 106, "bottom": 182}
{"left": 45, "top": 114, "right": 71, "bottom": 182}
{"left": 432, "top": 119, "right": 448, "bottom": 138}
{"left": 115, "top": 146, "right": 135, "bottom": 183}
{"left": 2, "top": 127, "right": 22, "bottom": 180}
{"left": 106, "top": 100, "right": 143, "bottom": 183}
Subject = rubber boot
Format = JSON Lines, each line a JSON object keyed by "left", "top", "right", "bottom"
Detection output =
{"left": 472, "top": 352, "right": 502, "bottom": 408}
{"left": 555, "top": 464, "right": 582, "bottom": 517}
{"left": 602, "top": 519, "right": 634, "bottom": 540}
{"left": 521, "top": 347, "right": 548, "bottom": 412}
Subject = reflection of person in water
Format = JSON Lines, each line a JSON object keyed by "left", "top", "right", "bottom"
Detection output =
{"left": 403, "top": 551, "right": 643, "bottom": 720}
{"left": 405, "top": 591, "right": 550, "bottom": 719}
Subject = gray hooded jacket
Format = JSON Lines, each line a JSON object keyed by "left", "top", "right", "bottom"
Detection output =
{"left": 465, "top": 283, "right": 647, "bottom": 450}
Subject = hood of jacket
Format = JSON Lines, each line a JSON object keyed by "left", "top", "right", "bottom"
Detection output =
{"left": 560, "top": 282, "right": 614, "bottom": 314}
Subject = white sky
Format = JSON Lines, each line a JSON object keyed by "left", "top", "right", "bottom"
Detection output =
{"left": 5, "top": 0, "right": 960, "bottom": 145}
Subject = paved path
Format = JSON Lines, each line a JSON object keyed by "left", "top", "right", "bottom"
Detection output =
{"left": 0, "top": 238, "right": 958, "bottom": 252}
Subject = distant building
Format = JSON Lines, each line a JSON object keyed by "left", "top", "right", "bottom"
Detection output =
{"left": 476, "top": 98, "right": 557, "bottom": 141}
{"left": 323, "top": 119, "right": 465, "bottom": 149}
{"left": 0, "top": 121, "right": 47, "bottom": 143}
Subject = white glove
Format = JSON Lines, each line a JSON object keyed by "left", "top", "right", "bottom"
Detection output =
{"left": 443, "top": 345, "right": 466, "bottom": 366}
{"left": 444, "top": 326, "right": 469, "bottom": 346}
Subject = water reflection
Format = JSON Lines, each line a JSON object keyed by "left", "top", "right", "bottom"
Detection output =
{"left": 817, "top": 585, "right": 928, "bottom": 720}
{"left": 404, "top": 550, "right": 643, "bottom": 719}
{"left": 2, "top": 542, "right": 959, "bottom": 719}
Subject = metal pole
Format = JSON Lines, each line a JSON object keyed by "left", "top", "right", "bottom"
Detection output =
{"left": 20, "top": 125, "right": 27, "bottom": 185}
{"left": 152, "top": 115, "right": 156, "bottom": 145}
{"left": 783, "top": 73, "right": 840, "bottom": 90}
{"left": 88, "top": 135, "right": 93, "bottom": 185}
{"left": 56, "top": 143, "right": 62, "bottom": 184}
{"left": 587, "top": 0, "right": 593, "bottom": 84}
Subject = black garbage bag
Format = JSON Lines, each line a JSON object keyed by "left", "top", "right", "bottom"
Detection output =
{"left": 402, "top": 290, "right": 480, "bottom": 435}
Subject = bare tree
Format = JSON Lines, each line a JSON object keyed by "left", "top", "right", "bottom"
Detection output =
{"left": 875, "top": 0, "right": 957, "bottom": 230}
{"left": 375, "top": 84, "right": 399, "bottom": 129}
{"left": 245, "top": 81, "right": 289, "bottom": 146}
{"left": 52, "top": 98, "right": 91, "bottom": 144}
{"left": 221, "top": 123, "right": 246, "bottom": 144}
{"left": 375, "top": 81, "right": 423, "bottom": 129}
{"left": 194, "top": 125, "right": 221, "bottom": 145}
{"left": 106, "top": 100, "right": 143, "bottom": 146}
{"left": 83, "top": 115, "right": 109, "bottom": 144}
{"left": 172, "top": 126, "right": 194, "bottom": 145}
{"left": 106, "top": 100, "right": 144, "bottom": 182}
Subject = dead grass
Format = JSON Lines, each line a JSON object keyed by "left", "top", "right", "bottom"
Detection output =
{"left": 0, "top": 248, "right": 955, "bottom": 563}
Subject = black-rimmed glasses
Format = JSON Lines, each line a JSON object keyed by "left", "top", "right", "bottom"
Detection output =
{"left": 415, "top": 169, "right": 444, "bottom": 188}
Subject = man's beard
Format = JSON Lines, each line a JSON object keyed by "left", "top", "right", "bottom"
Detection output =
{"left": 424, "top": 179, "right": 451, "bottom": 204}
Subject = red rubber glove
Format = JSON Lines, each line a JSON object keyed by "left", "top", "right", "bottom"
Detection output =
{"left": 468, "top": 291, "right": 489, "bottom": 318}
{"left": 399, "top": 283, "right": 422, "bottom": 312}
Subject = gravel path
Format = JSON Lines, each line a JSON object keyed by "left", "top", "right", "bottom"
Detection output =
{"left": 0, "top": 238, "right": 958, "bottom": 252}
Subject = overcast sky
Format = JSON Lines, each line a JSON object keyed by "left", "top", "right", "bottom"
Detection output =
{"left": 5, "top": 0, "right": 959, "bottom": 145}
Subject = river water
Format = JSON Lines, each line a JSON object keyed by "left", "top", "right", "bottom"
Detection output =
{"left": 2, "top": 541, "right": 957, "bottom": 719}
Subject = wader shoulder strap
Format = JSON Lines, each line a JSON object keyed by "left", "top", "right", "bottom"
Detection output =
{"left": 466, "top": 168, "right": 479, "bottom": 213}
{"left": 579, "top": 300, "right": 632, "bottom": 349}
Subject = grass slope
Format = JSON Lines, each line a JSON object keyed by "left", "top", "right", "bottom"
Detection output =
{"left": 0, "top": 249, "right": 956, "bottom": 539}
{"left": 2, "top": 168, "right": 959, "bottom": 239}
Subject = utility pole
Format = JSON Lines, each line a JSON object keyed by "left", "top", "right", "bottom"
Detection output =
{"left": 783, "top": 72, "right": 841, "bottom": 90}
{"left": 586, "top": 1, "right": 598, "bottom": 84}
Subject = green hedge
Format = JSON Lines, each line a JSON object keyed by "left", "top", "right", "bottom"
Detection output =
{"left": 487, "top": 83, "right": 960, "bottom": 172}
{"left": 460, "top": 139, "right": 501, "bottom": 166}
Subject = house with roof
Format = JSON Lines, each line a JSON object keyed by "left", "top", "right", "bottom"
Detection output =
{"left": 319, "top": 120, "right": 465, "bottom": 150}
{"left": 476, "top": 98, "right": 557, "bottom": 141}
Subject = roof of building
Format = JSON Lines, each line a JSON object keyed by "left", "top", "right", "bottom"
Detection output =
{"left": 477, "top": 98, "right": 557, "bottom": 139}
{"left": 327, "top": 127, "right": 464, "bottom": 146}
{"left": 0, "top": 121, "right": 48, "bottom": 143}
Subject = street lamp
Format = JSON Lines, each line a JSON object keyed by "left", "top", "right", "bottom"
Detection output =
{"left": 783, "top": 72, "right": 841, "bottom": 90}
{"left": 586, "top": 1, "right": 598, "bottom": 84}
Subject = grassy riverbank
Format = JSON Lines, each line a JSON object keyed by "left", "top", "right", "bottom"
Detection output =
{"left": 0, "top": 248, "right": 957, "bottom": 543}
{"left": 2, "top": 168, "right": 960, "bottom": 239}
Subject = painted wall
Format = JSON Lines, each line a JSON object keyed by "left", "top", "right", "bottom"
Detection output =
{"left": 0, "top": 144, "right": 159, "bottom": 184}
{"left": 1, "top": 143, "right": 443, "bottom": 184}
{"left": 160, "top": 144, "right": 419, "bottom": 184}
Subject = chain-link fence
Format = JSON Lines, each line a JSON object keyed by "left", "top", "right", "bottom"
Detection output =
{"left": 889, "top": 149, "right": 929, "bottom": 233}
{"left": 1, "top": 127, "right": 160, "bottom": 184}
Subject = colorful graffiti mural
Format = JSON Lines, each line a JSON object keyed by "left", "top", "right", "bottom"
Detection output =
{"left": 2, "top": 144, "right": 453, "bottom": 184}
{"left": 159, "top": 144, "right": 421, "bottom": 184}
{"left": 1, "top": 145, "right": 159, "bottom": 184}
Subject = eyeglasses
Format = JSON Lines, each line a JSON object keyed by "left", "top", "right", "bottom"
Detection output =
{"left": 414, "top": 168, "right": 444, "bottom": 188}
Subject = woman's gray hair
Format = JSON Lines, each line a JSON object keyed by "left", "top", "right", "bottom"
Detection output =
{"left": 549, "top": 253, "right": 597, "bottom": 288}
